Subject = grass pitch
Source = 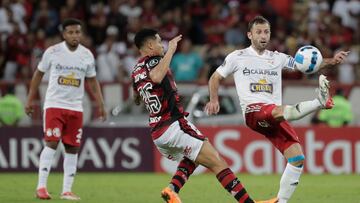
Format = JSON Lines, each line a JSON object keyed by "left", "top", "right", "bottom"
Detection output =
{"left": 0, "top": 173, "right": 358, "bottom": 203}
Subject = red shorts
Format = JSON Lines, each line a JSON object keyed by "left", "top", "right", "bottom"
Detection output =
{"left": 245, "top": 103, "right": 300, "bottom": 154}
{"left": 44, "top": 108, "right": 83, "bottom": 147}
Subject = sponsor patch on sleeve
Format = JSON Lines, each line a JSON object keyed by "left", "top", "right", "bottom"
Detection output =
{"left": 146, "top": 56, "right": 161, "bottom": 70}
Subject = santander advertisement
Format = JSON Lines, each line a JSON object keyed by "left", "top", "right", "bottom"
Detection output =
{"left": 155, "top": 126, "right": 360, "bottom": 174}
{"left": 0, "top": 127, "right": 359, "bottom": 174}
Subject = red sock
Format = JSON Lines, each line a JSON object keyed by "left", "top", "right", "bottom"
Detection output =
{"left": 216, "top": 168, "right": 254, "bottom": 203}
{"left": 170, "top": 158, "right": 196, "bottom": 193}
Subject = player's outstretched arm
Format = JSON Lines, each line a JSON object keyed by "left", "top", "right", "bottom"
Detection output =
{"left": 25, "top": 70, "right": 45, "bottom": 116}
{"left": 86, "top": 77, "right": 106, "bottom": 121}
{"left": 149, "top": 35, "right": 182, "bottom": 83}
{"left": 204, "top": 71, "right": 224, "bottom": 115}
{"left": 319, "top": 51, "right": 349, "bottom": 70}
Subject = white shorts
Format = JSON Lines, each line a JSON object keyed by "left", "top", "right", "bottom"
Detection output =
{"left": 154, "top": 118, "right": 205, "bottom": 162}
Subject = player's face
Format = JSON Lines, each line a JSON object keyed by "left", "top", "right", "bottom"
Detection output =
{"left": 149, "top": 34, "right": 164, "bottom": 56}
{"left": 247, "top": 23, "right": 271, "bottom": 52}
{"left": 62, "top": 25, "right": 82, "bottom": 49}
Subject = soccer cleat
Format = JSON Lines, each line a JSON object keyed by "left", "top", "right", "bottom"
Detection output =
{"left": 60, "top": 192, "right": 81, "bottom": 200}
{"left": 36, "top": 187, "right": 51, "bottom": 200}
{"left": 255, "top": 197, "right": 279, "bottom": 203}
{"left": 161, "top": 187, "right": 182, "bottom": 203}
{"left": 317, "top": 74, "right": 334, "bottom": 109}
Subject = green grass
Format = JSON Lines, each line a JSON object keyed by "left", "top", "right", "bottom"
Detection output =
{"left": 0, "top": 173, "right": 359, "bottom": 203}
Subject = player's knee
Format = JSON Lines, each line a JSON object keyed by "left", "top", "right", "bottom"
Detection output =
{"left": 288, "top": 154, "right": 305, "bottom": 167}
{"left": 64, "top": 144, "right": 80, "bottom": 154}
{"left": 272, "top": 106, "right": 285, "bottom": 121}
{"left": 45, "top": 141, "right": 59, "bottom": 150}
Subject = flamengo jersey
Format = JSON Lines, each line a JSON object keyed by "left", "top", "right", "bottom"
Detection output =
{"left": 38, "top": 41, "right": 96, "bottom": 112}
{"left": 132, "top": 55, "right": 186, "bottom": 139}
{"left": 217, "top": 46, "right": 295, "bottom": 114}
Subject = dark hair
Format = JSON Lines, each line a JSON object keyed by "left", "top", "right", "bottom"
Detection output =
{"left": 61, "top": 18, "right": 82, "bottom": 31}
{"left": 134, "top": 28, "right": 158, "bottom": 49}
{"left": 248, "top": 16, "right": 270, "bottom": 31}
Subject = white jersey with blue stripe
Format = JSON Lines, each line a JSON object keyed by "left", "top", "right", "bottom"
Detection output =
{"left": 216, "top": 46, "right": 296, "bottom": 114}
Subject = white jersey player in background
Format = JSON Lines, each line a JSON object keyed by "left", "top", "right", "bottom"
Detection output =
{"left": 25, "top": 18, "right": 106, "bottom": 200}
{"left": 205, "top": 16, "right": 349, "bottom": 203}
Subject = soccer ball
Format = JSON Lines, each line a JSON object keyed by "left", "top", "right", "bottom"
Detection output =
{"left": 294, "top": 45, "right": 323, "bottom": 74}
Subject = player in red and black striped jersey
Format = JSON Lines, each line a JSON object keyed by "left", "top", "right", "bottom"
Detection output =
{"left": 132, "top": 29, "right": 276, "bottom": 203}
{"left": 132, "top": 54, "right": 187, "bottom": 140}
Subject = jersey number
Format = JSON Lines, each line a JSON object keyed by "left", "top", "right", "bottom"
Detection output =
{"left": 138, "top": 83, "right": 161, "bottom": 114}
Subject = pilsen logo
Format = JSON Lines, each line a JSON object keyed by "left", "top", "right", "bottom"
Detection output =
{"left": 58, "top": 72, "right": 81, "bottom": 87}
{"left": 250, "top": 78, "right": 273, "bottom": 93}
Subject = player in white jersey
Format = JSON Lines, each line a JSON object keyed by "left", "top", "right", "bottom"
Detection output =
{"left": 205, "top": 16, "right": 349, "bottom": 203}
{"left": 25, "top": 18, "right": 106, "bottom": 200}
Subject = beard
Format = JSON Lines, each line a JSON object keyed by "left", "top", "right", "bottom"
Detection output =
{"left": 256, "top": 41, "right": 268, "bottom": 50}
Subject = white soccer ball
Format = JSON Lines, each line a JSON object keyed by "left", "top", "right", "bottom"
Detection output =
{"left": 294, "top": 45, "right": 323, "bottom": 74}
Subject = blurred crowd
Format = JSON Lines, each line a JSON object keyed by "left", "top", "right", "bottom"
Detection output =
{"left": 0, "top": 0, "right": 359, "bottom": 84}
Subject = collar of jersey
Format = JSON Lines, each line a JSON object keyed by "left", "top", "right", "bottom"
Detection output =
{"left": 248, "top": 46, "right": 267, "bottom": 57}
{"left": 62, "top": 41, "right": 79, "bottom": 54}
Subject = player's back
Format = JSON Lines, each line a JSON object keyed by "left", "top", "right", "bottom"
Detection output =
{"left": 39, "top": 41, "right": 96, "bottom": 112}
{"left": 132, "top": 55, "right": 186, "bottom": 139}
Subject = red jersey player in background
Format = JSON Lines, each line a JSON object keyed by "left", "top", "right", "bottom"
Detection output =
{"left": 25, "top": 18, "right": 106, "bottom": 200}
{"left": 205, "top": 16, "right": 349, "bottom": 203}
{"left": 132, "top": 28, "right": 276, "bottom": 203}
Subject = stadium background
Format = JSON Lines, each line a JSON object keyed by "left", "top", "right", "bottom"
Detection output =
{"left": 0, "top": 0, "right": 359, "bottom": 202}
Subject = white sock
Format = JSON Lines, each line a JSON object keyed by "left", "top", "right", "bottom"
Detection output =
{"left": 62, "top": 153, "right": 78, "bottom": 193}
{"left": 37, "top": 147, "right": 56, "bottom": 189}
{"left": 283, "top": 99, "right": 321, "bottom": 121}
{"left": 277, "top": 163, "right": 303, "bottom": 203}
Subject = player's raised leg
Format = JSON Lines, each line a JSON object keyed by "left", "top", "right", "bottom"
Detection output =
{"left": 280, "top": 74, "right": 333, "bottom": 121}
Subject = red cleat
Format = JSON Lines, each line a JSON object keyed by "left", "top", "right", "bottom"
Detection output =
{"left": 36, "top": 187, "right": 51, "bottom": 200}
{"left": 60, "top": 192, "right": 81, "bottom": 200}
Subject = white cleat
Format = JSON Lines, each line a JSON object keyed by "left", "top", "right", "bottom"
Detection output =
{"left": 317, "top": 74, "right": 334, "bottom": 109}
{"left": 60, "top": 192, "right": 81, "bottom": 201}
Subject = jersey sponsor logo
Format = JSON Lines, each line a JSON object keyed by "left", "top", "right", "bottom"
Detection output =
{"left": 250, "top": 79, "right": 273, "bottom": 93}
{"left": 58, "top": 72, "right": 81, "bottom": 87}
{"left": 149, "top": 116, "right": 161, "bottom": 124}
{"left": 55, "top": 63, "right": 86, "bottom": 73}
{"left": 243, "top": 67, "right": 278, "bottom": 76}
{"left": 134, "top": 71, "right": 147, "bottom": 83}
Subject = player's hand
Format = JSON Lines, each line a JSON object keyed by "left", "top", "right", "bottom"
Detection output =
{"left": 25, "top": 101, "right": 34, "bottom": 116}
{"left": 332, "top": 51, "right": 349, "bottom": 65}
{"left": 204, "top": 101, "right": 220, "bottom": 115}
{"left": 167, "top": 35, "right": 182, "bottom": 54}
{"left": 98, "top": 105, "right": 107, "bottom": 122}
